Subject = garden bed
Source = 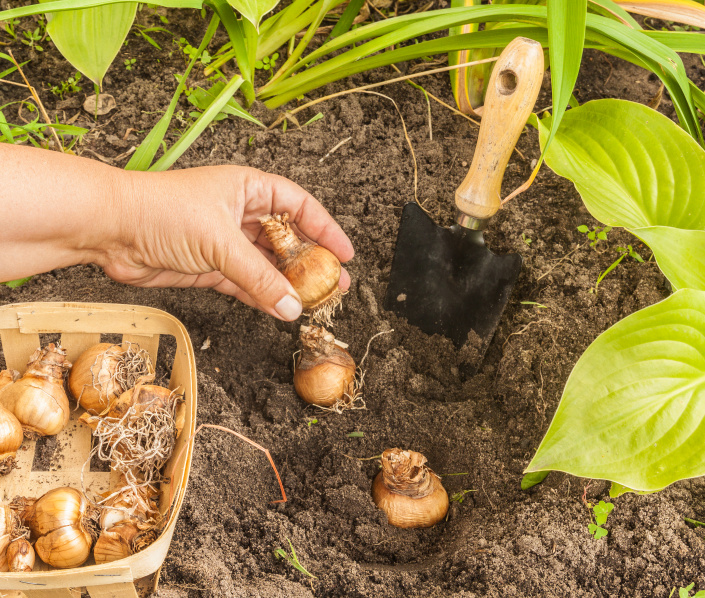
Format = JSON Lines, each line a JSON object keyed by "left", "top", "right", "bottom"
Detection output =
{"left": 1, "top": 8, "right": 705, "bottom": 597}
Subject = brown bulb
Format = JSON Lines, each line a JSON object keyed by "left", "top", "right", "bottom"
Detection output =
{"left": 69, "top": 343, "right": 154, "bottom": 414}
{"left": 372, "top": 448, "right": 449, "bottom": 528}
{"left": 0, "top": 405, "right": 22, "bottom": 476}
{"left": 7, "top": 537, "right": 34, "bottom": 572}
{"left": 294, "top": 325, "right": 356, "bottom": 408}
{"left": 260, "top": 213, "right": 344, "bottom": 324}
{"left": 0, "top": 344, "right": 71, "bottom": 438}
{"left": 15, "top": 486, "right": 98, "bottom": 569}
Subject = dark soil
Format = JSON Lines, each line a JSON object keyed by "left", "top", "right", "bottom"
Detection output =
{"left": 2, "top": 8, "right": 705, "bottom": 598}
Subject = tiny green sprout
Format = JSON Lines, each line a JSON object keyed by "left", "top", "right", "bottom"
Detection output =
{"left": 577, "top": 224, "right": 612, "bottom": 248}
{"left": 592, "top": 245, "right": 644, "bottom": 293}
{"left": 303, "top": 112, "right": 324, "bottom": 127}
{"left": 306, "top": 418, "right": 318, "bottom": 427}
{"left": 670, "top": 583, "right": 705, "bottom": 598}
{"left": 347, "top": 431, "right": 364, "bottom": 438}
{"left": 274, "top": 538, "right": 317, "bottom": 580}
{"left": 256, "top": 53, "right": 280, "bottom": 78}
{"left": 587, "top": 500, "right": 613, "bottom": 539}
{"left": 282, "top": 118, "right": 288, "bottom": 132}
{"left": 520, "top": 301, "right": 547, "bottom": 309}
{"left": 49, "top": 73, "right": 82, "bottom": 100}
{"left": 124, "top": 58, "right": 137, "bottom": 71}
{"left": 22, "top": 27, "right": 44, "bottom": 52}
{"left": 248, "top": 135, "right": 255, "bottom": 146}
{"left": 521, "top": 232, "right": 532, "bottom": 246}
{"left": 450, "top": 489, "right": 477, "bottom": 503}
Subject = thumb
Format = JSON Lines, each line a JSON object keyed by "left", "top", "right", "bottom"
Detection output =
{"left": 219, "top": 230, "right": 303, "bottom": 321}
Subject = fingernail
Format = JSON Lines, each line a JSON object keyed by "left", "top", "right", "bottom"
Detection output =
{"left": 275, "top": 294, "right": 303, "bottom": 321}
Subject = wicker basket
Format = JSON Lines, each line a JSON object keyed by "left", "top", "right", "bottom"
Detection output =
{"left": 0, "top": 302, "right": 197, "bottom": 597}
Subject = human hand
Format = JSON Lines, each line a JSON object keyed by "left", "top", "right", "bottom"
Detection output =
{"left": 103, "top": 165, "right": 354, "bottom": 321}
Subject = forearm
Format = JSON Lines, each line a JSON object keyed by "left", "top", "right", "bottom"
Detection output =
{"left": 0, "top": 144, "right": 129, "bottom": 282}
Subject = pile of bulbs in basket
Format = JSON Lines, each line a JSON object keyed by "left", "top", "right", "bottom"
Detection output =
{"left": 0, "top": 340, "right": 182, "bottom": 572}
{"left": 263, "top": 213, "right": 450, "bottom": 530}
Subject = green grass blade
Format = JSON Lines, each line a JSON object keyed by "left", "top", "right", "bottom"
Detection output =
{"left": 126, "top": 13, "right": 219, "bottom": 171}
{"left": 645, "top": 30, "right": 705, "bottom": 53}
{"left": 544, "top": 0, "right": 587, "bottom": 159}
{"left": 0, "top": 0, "right": 201, "bottom": 20}
{"left": 449, "top": 0, "right": 482, "bottom": 113}
{"left": 150, "top": 75, "right": 244, "bottom": 171}
{"left": 329, "top": 0, "right": 366, "bottom": 39}
{"left": 0, "top": 110, "right": 15, "bottom": 144}
{"left": 588, "top": 0, "right": 641, "bottom": 28}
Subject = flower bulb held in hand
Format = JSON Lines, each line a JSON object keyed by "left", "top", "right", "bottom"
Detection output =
{"left": 372, "top": 448, "right": 449, "bottom": 528}
{"left": 0, "top": 344, "right": 71, "bottom": 438}
{"left": 260, "top": 213, "right": 344, "bottom": 325}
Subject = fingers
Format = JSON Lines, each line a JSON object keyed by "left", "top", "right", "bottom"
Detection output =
{"left": 247, "top": 170, "right": 355, "bottom": 263}
{"left": 218, "top": 228, "right": 303, "bottom": 321}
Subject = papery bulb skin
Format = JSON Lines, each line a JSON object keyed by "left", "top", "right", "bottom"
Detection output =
{"left": 94, "top": 521, "right": 138, "bottom": 564}
{"left": 259, "top": 213, "right": 343, "bottom": 322}
{"left": 0, "top": 344, "right": 71, "bottom": 438}
{"left": 294, "top": 325, "right": 356, "bottom": 407}
{"left": 0, "top": 405, "right": 22, "bottom": 475}
{"left": 0, "top": 370, "right": 19, "bottom": 395}
{"left": 69, "top": 343, "right": 154, "bottom": 414}
{"left": 99, "top": 484, "right": 159, "bottom": 531}
{"left": 372, "top": 448, "right": 449, "bottom": 529}
{"left": 7, "top": 537, "right": 34, "bottom": 572}
{"left": 16, "top": 486, "right": 97, "bottom": 569}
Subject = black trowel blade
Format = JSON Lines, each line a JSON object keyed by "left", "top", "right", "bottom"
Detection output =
{"left": 383, "top": 202, "right": 522, "bottom": 349}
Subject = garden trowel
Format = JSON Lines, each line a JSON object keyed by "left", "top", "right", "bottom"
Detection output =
{"left": 384, "top": 37, "right": 545, "bottom": 354}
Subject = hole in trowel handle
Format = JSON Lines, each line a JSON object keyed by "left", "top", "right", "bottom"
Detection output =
{"left": 498, "top": 69, "right": 518, "bottom": 95}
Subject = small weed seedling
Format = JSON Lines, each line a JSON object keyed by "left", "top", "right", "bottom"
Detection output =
{"left": 670, "top": 583, "right": 705, "bottom": 598}
{"left": 521, "top": 232, "right": 532, "bottom": 246}
{"left": 255, "top": 53, "right": 280, "bottom": 79}
{"left": 22, "top": 24, "right": 44, "bottom": 52}
{"left": 577, "top": 224, "right": 612, "bottom": 248}
{"left": 306, "top": 418, "right": 318, "bottom": 427}
{"left": 587, "top": 500, "right": 614, "bottom": 539}
{"left": 49, "top": 73, "right": 82, "bottom": 99}
{"left": 1, "top": 18, "right": 19, "bottom": 40}
{"left": 124, "top": 58, "right": 137, "bottom": 71}
{"left": 177, "top": 37, "right": 211, "bottom": 65}
{"left": 450, "top": 489, "right": 477, "bottom": 503}
{"left": 274, "top": 538, "right": 317, "bottom": 581}
{"left": 592, "top": 245, "right": 644, "bottom": 294}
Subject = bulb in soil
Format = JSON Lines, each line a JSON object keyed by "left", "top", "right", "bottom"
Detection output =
{"left": 372, "top": 448, "right": 449, "bottom": 528}
{"left": 259, "top": 213, "right": 344, "bottom": 325}
{"left": 69, "top": 342, "right": 154, "bottom": 414}
{"left": 294, "top": 325, "right": 359, "bottom": 410}
{"left": 0, "top": 344, "right": 71, "bottom": 438}
{"left": 13, "top": 486, "right": 98, "bottom": 569}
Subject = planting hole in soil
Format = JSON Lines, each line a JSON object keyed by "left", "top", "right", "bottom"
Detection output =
{"left": 2, "top": 2, "right": 705, "bottom": 597}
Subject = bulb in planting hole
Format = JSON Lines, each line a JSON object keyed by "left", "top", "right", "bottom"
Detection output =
{"left": 372, "top": 448, "right": 449, "bottom": 529}
{"left": 69, "top": 343, "right": 154, "bottom": 414}
{"left": 294, "top": 325, "right": 356, "bottom": 407}
{"left": 0, "top": 344, "right": 71, "bottom": 438}
{"left": 13, "top": 487, "right": 98, "bottom": 569}
{"left": 259, "top": 213, "right": 344, "bottom": 323}
{"left": 7, "top": 537, "right": 34, "bottom": 572}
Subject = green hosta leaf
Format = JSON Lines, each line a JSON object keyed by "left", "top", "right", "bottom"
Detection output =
{"left": 226, "top": 0, "right": 280, "bottom": 28}
{"left": 539, "top": 99, "right": 705, "bottom": 229}
{"left": 526, "top": 289, "right": 705, "bottom": 491}
{"left": 609, "top": 482, "right": 657, "bottom": 498}
{"left": 538, "top": 99, "right": 705, "bottom": 291}
{"left": 631, "top": 227, "right": 705, "bottom": 291}
{"left": 40, "top": 0, "right": 137, "bottom": 85}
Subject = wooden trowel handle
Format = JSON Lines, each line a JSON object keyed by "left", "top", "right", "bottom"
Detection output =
{"left": 455, "top": 37, "right": 544, "bottom": 229}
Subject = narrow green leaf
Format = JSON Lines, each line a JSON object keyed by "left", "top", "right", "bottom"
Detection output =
{"left": 544, "top": 0, "right": 587, "bottom": 159}
{"left": 347, "top": 431, "right": 364, "bottom": 438}
{"left": 3, "top": 277, "right": 32, "bottom": 288}
{"left": 39, "top": 0, "right": 137, "bottom": 85}
{"left": 527, "top": 289, "right": 705, "bottom": 492}
{"left": 0, "top": 111, "right": 15, "bottom": 144}
{"left": 521, "top": 470, "right": 549, "bottom": 490}
{"left": 150, "top": 75, "right": 244, "bottom": 171}
{"left": 0, "top": 0, "right": 201, "bottom": 20}
{"left": 126, "top": 14, "right": 219, "bottom": 171}
{"left": 328, "top": 0, "right": 365, "bottom": 39}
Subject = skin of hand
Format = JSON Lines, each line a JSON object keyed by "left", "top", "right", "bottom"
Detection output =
{"left": 0, "top": 144, "right": 354, "bottom": 321}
